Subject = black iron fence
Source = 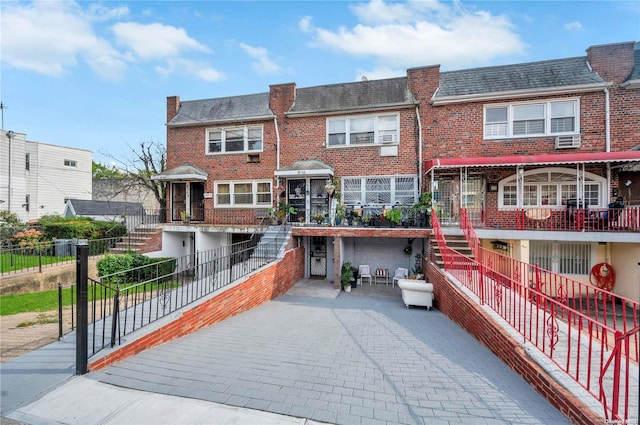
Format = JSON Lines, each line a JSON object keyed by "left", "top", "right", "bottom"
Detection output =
{"left": 0, "top": 234, "right": 169, "bottom": 276}
{"left": 71, "top": 234, "right": 285, "bottom": 360}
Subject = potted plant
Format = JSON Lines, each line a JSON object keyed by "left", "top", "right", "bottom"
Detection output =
{"left": 412, "top": 192, "right": 432, "bottom": 228}
{"left": 180, "top": 211, "right": 191, "bottom": 224}
{"left": 335, "top": 203, "right": 346, "bottom": 225}
{"left": 312, "top": 212, "right": 326, "bottom": 224}
{"left": 275, "top": 201, "right": 296, "bottom": 223}
{"left": 341, "top": 262, "right": 354, "bottom": 292}
{"left": 385, "top": 209, "right": 402, "bottom": 227}
{"left": 362, "top": 214, "right": 371, "bottom": 226}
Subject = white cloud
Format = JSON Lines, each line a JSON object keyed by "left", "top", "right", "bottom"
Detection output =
{"left": 112, "top": 22, "right": 210, "bottom": 61}
{"left": 1, "top": 1, "right": 126, "bottom": 78}
{"left": 299, "top": 16, "right": 313, "bottom": 32}
{"left": 305, "top": 0, "right": 525, "bottom": 70}
{"left": 564, "top": 21, "right": 584, "bottom": 32}
{"left": 239, "top": 43, "right": 283, "bottom": 75}
{"left": 156, "top": 59, "right": 225, "bottom": 83}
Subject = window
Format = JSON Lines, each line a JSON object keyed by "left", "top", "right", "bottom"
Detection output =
{"left": 215, "top": 180, "right": 272, "bottom": 207}
{"left": 206, "top": 125, "right": 263, "bottom": 154}
{"left": 484, "top": 99, "right": 578, "bottom": 139}
{"left": 530, "top": 241, "right": 590, "bottom": 275}
{"left": 342, "top": 175, "right": 417, "bottom": 206}
{"left": 327, "top": 114, "right": 399, "bottom": 147}
{"left": 25, "top": 153, "right": 30, "bottom": 171}
{"left": 24, "top": 195, "right": 30, "bottom": 212}
{"left": 64, "top": 159, "right": 77, "bottom": 167}
{"left": 498, "top": 168, "right": 605, "bottom": 208}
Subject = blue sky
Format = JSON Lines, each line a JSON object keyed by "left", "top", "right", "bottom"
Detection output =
{"left": 1, "top": 0, "right": 639, "bottom": 165}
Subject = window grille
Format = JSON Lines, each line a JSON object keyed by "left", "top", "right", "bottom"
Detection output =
{"left": 342, "top": 176, "right": 416, "bottom": 206}
{"left": 530, "top": 241, "right": 590, "bottom": 275}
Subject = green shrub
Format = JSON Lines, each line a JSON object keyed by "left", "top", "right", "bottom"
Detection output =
{"left": 97, "top": 252, "right": 176, "bottom": 285}
{"left": 39, "top": 215, "right": 126, "bottom": 241}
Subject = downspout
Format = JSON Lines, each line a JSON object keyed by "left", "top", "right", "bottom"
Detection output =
{"left": 415, "top": 106, "right": 423, "bottom": 191}
{"left": 274, "top": 117, "right": 281, "bottom": 187}
{"left": 604, "top": 87, "right": 611, "bottom": 152}
{"left": 604, "top": 87, "right": 612, "bottom": 206}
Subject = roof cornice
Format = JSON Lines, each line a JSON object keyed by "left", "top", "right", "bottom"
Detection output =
{"left": 167, "top": 114, "right": 276, "bottom": 128}
{"left": 431, "top": 82, "right": 612, "bottom": 106}
{"left": 620, "top": 79, "right": 640, "bottom": 89}
{"left": 285, "top": 101, "right": 418, "bottom": 118}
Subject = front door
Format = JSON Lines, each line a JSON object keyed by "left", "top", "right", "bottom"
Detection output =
{"left": 309, "top": 236, "right": 327, "bottom": 278}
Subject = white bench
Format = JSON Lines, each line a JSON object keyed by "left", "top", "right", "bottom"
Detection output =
{"left": 397, "top": 279, "right": 433, "bottom": 310}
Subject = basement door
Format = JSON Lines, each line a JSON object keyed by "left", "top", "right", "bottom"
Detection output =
{"left": 309, "top": 236, "right": 327, "bottom": 278}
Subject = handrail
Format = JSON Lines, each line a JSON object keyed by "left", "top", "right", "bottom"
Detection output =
{"left": 450, "top": 208, "right": 639, "bottom": 421}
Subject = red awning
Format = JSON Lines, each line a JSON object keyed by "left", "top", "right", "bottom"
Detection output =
{"left": 424, "top": 151, "right": 640, "bottom": 173}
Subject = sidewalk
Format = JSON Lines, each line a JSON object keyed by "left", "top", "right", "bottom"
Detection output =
{"left": 2, "top": 280, "right": 573, "bottom": 425}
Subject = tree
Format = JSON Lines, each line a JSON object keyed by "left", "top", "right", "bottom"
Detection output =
{"left": 92, "top": 161, "right": 123, "bottom": 179}
{"left": 103, "top": 141, "right": 168, "bottom": 222}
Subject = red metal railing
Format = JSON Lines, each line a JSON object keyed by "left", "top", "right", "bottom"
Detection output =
{"left": 456, "top": 206, "right": 640, "bottom": 232}
{"left": 435, "top": 212, "right": 639, "bottom": 421}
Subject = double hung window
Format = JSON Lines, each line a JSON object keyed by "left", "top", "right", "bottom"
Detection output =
{"left": 207, "top": 125, "right": 263, "bottom": 154}
{"left": 327, "top": 114, "right": 399, "bottom": 146}
{"left": 215, "top": 180, "right": 271, "bottom": 207}
{"left": 485, "top": 99, "right": 578, "bottom": 139}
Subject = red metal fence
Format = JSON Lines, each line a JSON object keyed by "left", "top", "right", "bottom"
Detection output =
{"left": 433, "top": 211, "right": 639, "bottom": 421}
{"left": 453, "top": 206, "right": 640, "bottom": 233}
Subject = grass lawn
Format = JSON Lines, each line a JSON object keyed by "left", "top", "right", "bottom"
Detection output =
{"left": 0, "top": 253, "right": 74, "bottom": 273}
{"left": 0, "top": 287, "right": 81, "bottom": 316}
{"left": 1, "top": 282, "right": 180, "bottom": 316}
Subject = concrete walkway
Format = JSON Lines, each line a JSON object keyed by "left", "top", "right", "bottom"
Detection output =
{"left": 2, "top": 279, "right": 572, "bottom": 425}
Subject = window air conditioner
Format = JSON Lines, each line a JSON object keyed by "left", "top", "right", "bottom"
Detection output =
{"left": 555, "top": 135, "right": 581, "bottom": 149}
{"left": 379, "top": 134, "right": 396, "bottom": 144}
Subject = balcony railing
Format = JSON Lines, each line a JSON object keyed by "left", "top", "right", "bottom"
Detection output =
{"left": 437, "top": 206, "right": 640, "bottom": 233}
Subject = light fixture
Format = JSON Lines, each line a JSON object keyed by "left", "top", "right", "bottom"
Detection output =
{"left": 624, "top": 179, "right": 632, "bottom": 187}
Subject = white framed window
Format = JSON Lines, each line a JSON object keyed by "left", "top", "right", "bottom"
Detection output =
{"left": 327, "top": 114, "right": 399, "bottom": 147}
{"left": 342, "top": 175, "right": 417, "bottom": 206}
{"left": 484, "top": 99, "right": 579, "bottom": 139}
{"left": 214, "top": 180, "right": 272, "bottom": 207}
{"left": 25, "top": 153, "right": 30, "bottom": 171}
{"left": 530, "top": 241, "right": 591, "bottom": 275}
{"left": 206, "top": 125, "right": 263, "bottom": 154}
{"left": 64, "top": 159, "right": 77, "bottom": 167}
{"left": 498, "top": 167, "right": 605, "bottom": 208}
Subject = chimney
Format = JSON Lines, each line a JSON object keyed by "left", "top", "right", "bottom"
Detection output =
{"left": 166, "top": 96, "right": 180, "bottom": 123}
{"left": 586, "top": 42, "right": 635, "bottom": 84}
{"left": 269, "top": 83, "right": 296, "bottom": 116}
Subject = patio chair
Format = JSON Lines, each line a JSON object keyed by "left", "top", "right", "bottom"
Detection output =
{"left": 392, "top": 267, "right": 409, "bottom": 288}
{"left": 358, "top": 265, "right": 372, "bottom": 285}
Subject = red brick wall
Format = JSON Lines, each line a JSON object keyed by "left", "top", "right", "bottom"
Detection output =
{"left": 138, "top": 229, "right": 163, "bottom": 254}
{"left": 587, "top": 42, "right": 635, "bottom": 84}
{"left": 277, "top": 108, "right": 420, "bottom": 179}
{"left": 426, "top": 262, "right": 605, "bottom": 425}
{"left": 90, "top": 247, "right": 305, "bottom": 371}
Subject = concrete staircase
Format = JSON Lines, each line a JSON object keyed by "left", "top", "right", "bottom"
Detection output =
{"left": 251, "top": 225, "right": 291, "bottom": 259}
{"left": 110, "top": 227, "right": 162, "bottom": 254}
{"left": 430, "top": 233, "right": 474, "bottom": 269}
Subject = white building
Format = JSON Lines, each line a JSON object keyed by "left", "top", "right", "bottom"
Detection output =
{"left": 0, "top": 130, "right": 92, "bottom": 222}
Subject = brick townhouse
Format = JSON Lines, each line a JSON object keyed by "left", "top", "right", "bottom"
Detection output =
{"left": 154, "top": 41, "right": 639, "bottom": 301}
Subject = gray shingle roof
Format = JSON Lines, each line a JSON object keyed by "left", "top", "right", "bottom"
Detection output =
{"left": 168, "top": 92, "right": 274, "bottom": 126}
{"left": 68, "top": 199, "right": 145, "bottom": 216}
{"left": 436, "top": 57, "right": 605, "bottom": 99}
{"left": 288, "top": 77, "right": 416, "bottom": 115}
